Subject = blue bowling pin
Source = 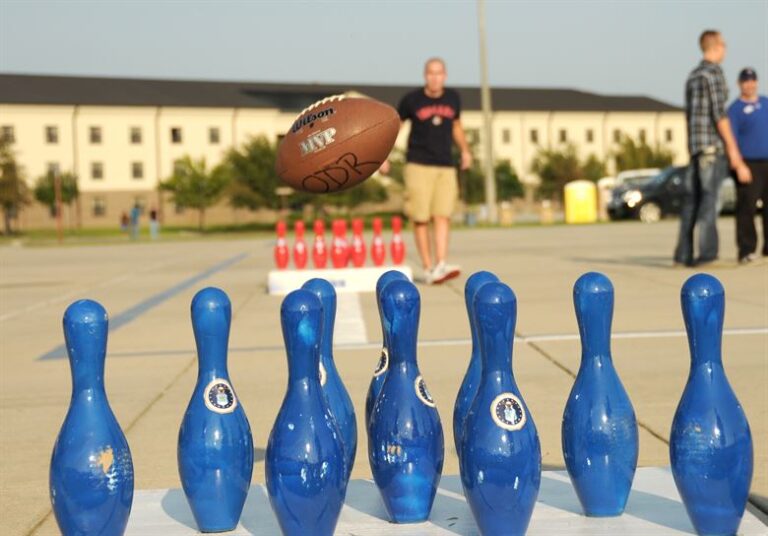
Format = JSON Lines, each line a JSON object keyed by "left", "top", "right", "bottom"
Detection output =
{"left": 460, "top": 282, "right": 541, "bottom": 536}
{"left": 368, "top": 279, "right": 444, "bottom": 523}
{"left": 50, "top": 300, "right": 134, "bottom": 536}
{"left": 453, "top": 270, "right": 499, "bottom": 457}
{"left": 301, "top": 278, "right": 357, "bottom": 482}
{"left": 365, "top": 269, "right": 409, "bottom": 430}
{"left": 562, "top": 272, "right": 639, "bottom": 516}
{"left": 670, "top": 274, "right": 753, "bottom": 536}
{"left": 266, "top": 289, "right": 346, "bottom": 536}
{"left": 178, "top": 287, "right": 254, "bottom": 532}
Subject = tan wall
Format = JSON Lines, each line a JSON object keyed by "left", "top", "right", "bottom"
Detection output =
{"left": 75, "top": 106, "right": 158, "bottom": 192}
{"left": 1, "top": 101, "right": 687, "bottom": 229}
{"left": 0, "top": 105, "right": 76, "bottom": 180}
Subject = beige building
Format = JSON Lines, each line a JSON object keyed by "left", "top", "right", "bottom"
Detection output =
{"left": 0, "top": 74, "right": 686, "bottom": 229}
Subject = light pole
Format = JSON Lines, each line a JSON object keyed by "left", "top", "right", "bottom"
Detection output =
{"left": 477, "top": 0, "right": 497, "bottom": 223}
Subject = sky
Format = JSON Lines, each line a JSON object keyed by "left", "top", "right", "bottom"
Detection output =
{"left": 1, "top": 0, "right": 767, "bottom": 106}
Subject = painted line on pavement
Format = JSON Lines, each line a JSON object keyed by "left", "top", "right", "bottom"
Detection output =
{"left": 89, "top": 326, "right": 767, "bottom": 359}
{"left": 334, "top": 292, "right": 368, "bottom": 345}
{"left": 36, "top": 252, "right": 250, "bottom": 361}
{"left": 0, "top": 259, "right": 175, "bottom": 322}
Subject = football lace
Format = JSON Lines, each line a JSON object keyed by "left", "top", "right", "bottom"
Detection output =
{"left": 299, "top": 94, "right": 346, "bottom": 115}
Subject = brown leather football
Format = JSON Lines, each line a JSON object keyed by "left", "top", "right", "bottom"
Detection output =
{"left": 275, "top": 95, "right": 400, "bottom": 193}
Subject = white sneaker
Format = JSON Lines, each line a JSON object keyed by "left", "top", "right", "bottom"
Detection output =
{"left": 413, "top": 267, "right": 433, "bottom": 284}
{"left": 429, "top": 261, "right": 461, "bottom": 284}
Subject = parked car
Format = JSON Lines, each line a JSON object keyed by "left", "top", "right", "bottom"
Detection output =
{"left": 608, "top": 166, "right": 736, "bottom": 223}
{"left": 614, "top": 168, "right": 662, "bottom": 188}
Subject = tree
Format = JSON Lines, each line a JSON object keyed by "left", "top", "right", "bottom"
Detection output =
{"left": 224, "top": 136, "right": 282, "bottom": 210}
{"left": 495, "top": 160, "right": 524, "bottom": 201}
{"left": 34, "top": 171, "right": 79, "bottom": 217}
{"left": 531, "top": 144, "right": 583, "bottom": 200}
{"left": 582, "top": 154, "right": 608, "bottom": 182}
{"left": 385, "top": 148, "right": 407, "bottom": 186}
{"left": 0, "top": 139, "right": 29, "bottom": 234}
{"left": 613, "top": 136, "right": 674, "bottom": 171}
{"left": 159, "top": 156, "right": 229, "bottom": 230}
{"left": 531, "top": 145, "right": 608, "bottom": 200}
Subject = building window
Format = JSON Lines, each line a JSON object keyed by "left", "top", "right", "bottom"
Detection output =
{"left": 665, "top": 129, "right": 673, "bottom": 142}
{"left": 586, "top": 129, "right": 594, "bottom": 143}
{"left": 209, "top": 127, "right": 220, "bottom": 144}
{"left": 133, "top": 196, "right": 146, "bottom": 212}
{"left": 501, "top": 129, "right": 511, "bottom": 144}
{"left": 130, "top": 127, "right": 142, "bottom": 144}
{"left": 131, "top": 162, "right": 144, "bottom": 180}
{"left": 467, "top": 129, "right": 480, "bottom": 144}
{"left": 559, "top": 129, "right": 567, "bottom": 143}
{"left": 90, "top": 126, "right": 102, "bottom": 144}
{"left": 47, "top": 162, "right": 60, "bottom": 176}
{"left": 1, "top": 125, "right": 15, "bottom": 143}
{"left": 530, "top": 129, "right": 539, "bottom": 144}
{"left": 93, "top": 196, "right": 106, "bottom": 217}
{"left": 639, "top": 129, "right": 646, "bottom": 143}
{"left": 613, "top": 129, "right": 622, "bottom": 143}
{"left": 171, "top": 127, "right": 182, "bottom": 144}
{"left": 91, "top": 162, "right": 104, "bottom": 180}
{"left": 45, "top": 126, "right": 59, "bottom": 144}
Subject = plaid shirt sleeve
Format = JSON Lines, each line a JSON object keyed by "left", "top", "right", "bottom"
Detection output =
{"left": 705, "top": 69, "right": 728, "bottom": 124}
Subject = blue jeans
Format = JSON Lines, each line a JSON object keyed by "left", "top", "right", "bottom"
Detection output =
{"left": 674, "top": 153, "right": 727, "bottom": 265}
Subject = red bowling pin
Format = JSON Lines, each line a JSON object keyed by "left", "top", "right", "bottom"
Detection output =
{"left": 350, "top": 219, "right": 367, "bottom": 267}
{"left": 293, "top": 221, "right": 308, "bottom": 269}
{"left": 390, "top": 216, "right": 405, "bottom": 265}
{"left": 331, "top": 220, "right": 349, "bottom": 269}
{"left": 371, "top": 218, "right": 386, "bottom": 267}
{"left": 312, "top": 220, "right": 328, "bottom": 269}
{"left": 274, "top": 221, "right": 289, "bottom": 270}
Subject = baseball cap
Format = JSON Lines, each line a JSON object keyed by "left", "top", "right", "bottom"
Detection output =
{"left": 738, "top": 68, "right": 757, "bottom": 82}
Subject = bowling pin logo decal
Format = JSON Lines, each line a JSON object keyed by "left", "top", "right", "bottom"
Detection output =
{"left": 374, "top": 348, "right": 389, "bottom": 377}
{"left": 414, "top": 375, "right": 436, "bottom": 407}
{"left": 203, "top": 379, "right": 237, "bottom": 414}
{"left": 491, "top": 393, "right": 526, "bottom": 431}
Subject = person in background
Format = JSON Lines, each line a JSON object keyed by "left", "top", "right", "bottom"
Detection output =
{"left": 120, "top": 211, "right": 129, "bottom": 233}
{"left": 149, "top": 206, "right": 160, "bottom": 240}
{"left": 673, "top": 30, "right": 751, "bottom": 267}
{"left": 380, "top": 57, "right": 472, "bottom": 284}
{"left": 129, "top": 203, "right": 141, "bottom": 240}
{"left": 727, "top": 67, "right": 768, "bottom": 264}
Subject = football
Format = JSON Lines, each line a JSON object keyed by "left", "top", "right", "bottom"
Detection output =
{"left": 275, "top": 95, "right": 400, "bottom": 194}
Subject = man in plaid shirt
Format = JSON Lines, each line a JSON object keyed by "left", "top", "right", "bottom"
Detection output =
{"left": 674, "top": 30, "right": 752, "bottom": 267}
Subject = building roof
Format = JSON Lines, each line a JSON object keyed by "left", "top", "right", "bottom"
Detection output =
{"left": 0, "top": 73, "right": 681, "bottom": 113}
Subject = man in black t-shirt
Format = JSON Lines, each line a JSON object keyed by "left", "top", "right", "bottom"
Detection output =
{"left": 381, "top": 58, "right": 472, "bottom": 284}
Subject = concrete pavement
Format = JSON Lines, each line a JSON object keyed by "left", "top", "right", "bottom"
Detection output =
{"left": 1, "top": 218, "right": 765, "bottom": 535}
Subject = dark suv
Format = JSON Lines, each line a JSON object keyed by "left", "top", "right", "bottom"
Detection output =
{"left": 608, "top": 166, "right": 735, "bottom": 223}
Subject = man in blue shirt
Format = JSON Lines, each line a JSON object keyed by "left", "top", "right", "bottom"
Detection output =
{"left": 728, "top": 68, "right": 768, "bottom": 264}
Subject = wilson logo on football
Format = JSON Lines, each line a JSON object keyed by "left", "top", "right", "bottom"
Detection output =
{"left": 299, "top": 127, "right": 337, "bottom": 156}
{"left": 291, "top": 107, "right": 336, "bottom": 133}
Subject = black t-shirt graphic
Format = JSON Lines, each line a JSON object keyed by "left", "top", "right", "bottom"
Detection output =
{"left": 398, "top": 88, "right": 461, "bottom": 167}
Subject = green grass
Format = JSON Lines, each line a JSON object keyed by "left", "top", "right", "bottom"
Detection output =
{"left": 0, "top": 224, "right": 275, "bottom": 247}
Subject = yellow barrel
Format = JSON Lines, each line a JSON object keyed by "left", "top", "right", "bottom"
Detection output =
{"left": 564, "top": 180, "right": 598, "bottom": 224}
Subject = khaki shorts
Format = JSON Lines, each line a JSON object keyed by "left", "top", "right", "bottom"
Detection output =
{"left": 404, "top": 163, "right": 458, "bottom": 222}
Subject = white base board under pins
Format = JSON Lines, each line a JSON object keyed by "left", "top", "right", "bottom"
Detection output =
{"left": 126, "top": 468, "right": 767, "bottom": 535}
{"left": 267, "top": 266, "right": 413, "bottom": 295}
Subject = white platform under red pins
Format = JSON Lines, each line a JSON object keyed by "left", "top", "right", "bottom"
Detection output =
{"left": 267, "top": 217, "right": 412, "bottom": 295}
